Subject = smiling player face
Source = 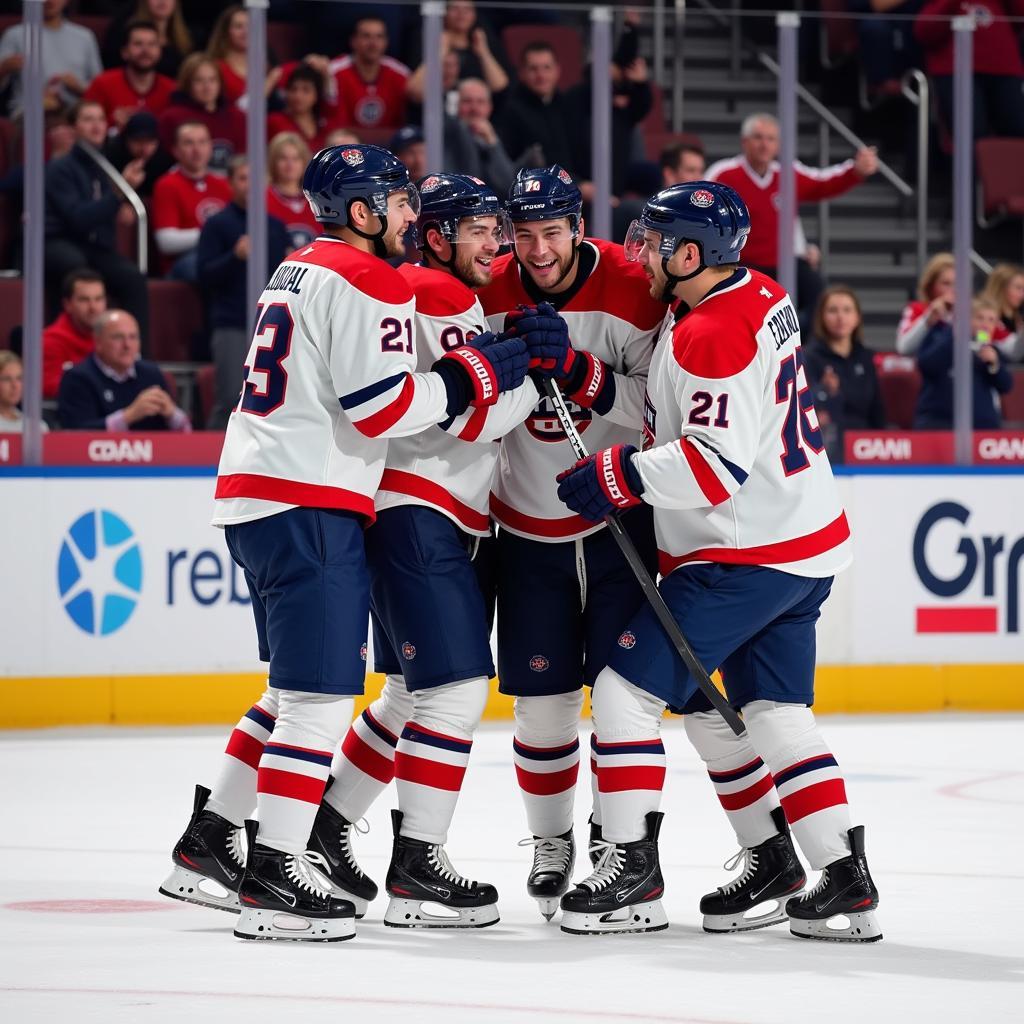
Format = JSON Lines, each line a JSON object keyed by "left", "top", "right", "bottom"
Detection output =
{"left": 382, "top": 189, "right": 419, "bottom": 257}
{"left": 512, "top": 217, "right": 581, "bottom": 294}
{"left": 452, "top": 216, "right": 502, "bottom": 288}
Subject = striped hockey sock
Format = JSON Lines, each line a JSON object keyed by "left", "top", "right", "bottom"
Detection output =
{"left": 205, "top": 689, "right": 278, "bottom": 827}
{"left": 684, "top": 710, "right": 780, "bottom": 848}
{"left": 255, "top": 692, "right": 353, "bottom": 856}
{"left": 743, "top": 701, "right": 852, "bottom": 869}
{"left": 512, "top": 735, "right": 580, "bottom": 837}
{"left": 593, "top": 737, "right": 666, "bottom": 843}
{"left": 394, "top": 723, "right": 472, "bottom": 844}
{"left": 589, "top": 733, "right": 602, "bottom": 827}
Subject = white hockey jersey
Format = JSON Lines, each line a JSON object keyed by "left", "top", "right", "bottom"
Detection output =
{"left": 375, "top": 263, "right": 538, "bottom": 536}
{"left": 634, "top": 267, "right": 852, "bottom": 578}
{"left": 213, "top": 236, "right": 450, "bottom": 525}
{"left": 479, "top": 239, "right": 664, "bottom": 542}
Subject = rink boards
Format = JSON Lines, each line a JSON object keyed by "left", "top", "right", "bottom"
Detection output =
{"left": 1, "top": 466, "right": 1022, "bottom": 727}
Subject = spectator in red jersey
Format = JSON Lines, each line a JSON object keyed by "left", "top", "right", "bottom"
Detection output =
{"left": 265, "top": 133, "right": 319, "bottom": 251}
{"left": 267, "top": 64, "right": 333, "bottom": 153}
{"left": 152, "top": 120, "right": 232, "bottom": 280}
{"left": 197, "top": 157, "right": 289, "bottom": 429}
{"left": 158, "top": 53, "right": 246, "bottom": 174}
{"left": 44, "top": 101, "right": 149, "bottom": 345}
{"left": 58, "top": 309, "right": 191, "bottom": 431}
{"left": 706, "top": 113, "right": 878, "bottom": 321}
{"left": 205, "top": 4, "right": 282, "bottom": 108}
{"left": 660, "top": 141, "right": 706, "bottom": 187}
{"left": 803, "top": 286, "right": 887, "bottom": 462}
{"left": 980, "top": 263, "right": 1024, "bottom": 361}
{"left": 407, "top": 1, "right": 509, "bottom": 106}
{"left": 102, "top": 0, "right": 194, "bottom": 81}
{"left": 42, "top": 269, "right": 108, "bottom": 400}
{"left": 84, "top": 20, "right": 176, "bottom": 131}
{"left": 0, "top": 0, "right": 102, "bottom": 119}
{"left": 896, "top": 251, "right": 955, "bottom": 355}
{"left": 915, "top": 0, "right": 1024, "bottom": 139}
{"left": 324, "top": 16, "right": 411, "bottom": 130}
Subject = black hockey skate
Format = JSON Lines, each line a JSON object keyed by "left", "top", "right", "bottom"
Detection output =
{"left": 159, "top": 784, "right": 245, "bottom": 912}
{"left": 234, "top": 821, "right": 356, "bottom": 942}
{"left": 307, "top": 789, "right": 377, "bottom": 918}
{"left": 588, "top": 814, "right": 603, "bottom": 867}
{"left": 700, "top": 807, "right": 806, "bottom": 933}
{"left": 560, "top": 811, "right": 668, "bottom": 935}
{"left": 384, "top": 810, "right": 499, "bottom": 928}
{"left": 787, "top": 824, "right": 882, "bottom": 942}
{"left": 519, "top": 829, "right": 575, "bottom": 921}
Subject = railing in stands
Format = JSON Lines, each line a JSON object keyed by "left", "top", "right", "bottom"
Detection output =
{"left": 79, "top": 142, "right": 148, "bottom": 276}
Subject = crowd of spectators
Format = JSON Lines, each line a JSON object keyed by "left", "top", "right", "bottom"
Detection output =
{"left": 0, "top": 0, "right": 1020, "bottom": 443}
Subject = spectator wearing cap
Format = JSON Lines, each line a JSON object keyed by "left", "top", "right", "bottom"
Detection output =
{"left": 152, "top": 120, "right": 232, "bottom": 279}
{"left": 158, "top": 53, "right": 246, "bottom": 173}
{"left": 83, "top": 19, "right": 176, "bottom": 131}
{"left": 42, "top": 269, "right": 108, "bottom": 400}
{"left": 0, "top": 0, "right": 102, "bottom": 118}
{"left": 389, "top": 125, "right": 427, "bottom": 180}
{"left": 103, "top": 109, "right": 174, "bottom": 197}
{"left": 58, "top": 309, "right": 190, "bottom": 431}
{"left": 45, "top": 100, "right": 149, "bottom": 344}
{"left": 197, "top": 156, "right": 288, "bottom": 429}
{"left": 456, "top": 78, "right": 515, "bottom": 193}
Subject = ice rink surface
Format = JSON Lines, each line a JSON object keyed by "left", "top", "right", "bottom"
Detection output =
{"left": 1, "top": 714, "right": 1022, "bottom": 1024}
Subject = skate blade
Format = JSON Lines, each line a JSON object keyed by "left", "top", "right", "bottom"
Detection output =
{"left": 790, "top": 909, "right": 883, "bottom": 943}
{"left": 702, "top": 896, "right": 792, "bottom": 933}
{"left": 383, "top": 897, "right": 500, "bottom": 929}
{"left": 535, "top": 897, "right": 559, "bottom": 922}
{"left": 159, "top": 865, "right": 240, "bottom": 913}
{"left": 234, "top": 907, "right": 355, "bottom": 942}
{"left": 560, "top": 900, "right": 668, "bottom": 936}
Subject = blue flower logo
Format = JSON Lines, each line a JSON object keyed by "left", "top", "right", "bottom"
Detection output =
{"left": 57, "top": 510, "right": 143, "bottom": 636}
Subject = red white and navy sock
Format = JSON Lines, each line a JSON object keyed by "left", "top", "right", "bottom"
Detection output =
{"left": 205, "top": 688, "right": 278, "bottom": 827}
{"left": 324, "top": 674, "right": 413, "bottom": 821}
{"left": 743, "top": 701, "right": 852, "bottom": 868}
{"left": 593, "top": 736, "right": 666, "bottom": 843}
{"left": 394, "top": 722, "right": 473, "bottom": 844}
{"left": 512, "top": 735, "right": 580, "bottom": 837}
{"left": 684, "top": 710, "right": 780, "bottom": 848}
{"left": 255, "top": 693, "right": 353, "bottom": 856}
{"left": 589, "top": 733, "right": 602, "bottom": 827}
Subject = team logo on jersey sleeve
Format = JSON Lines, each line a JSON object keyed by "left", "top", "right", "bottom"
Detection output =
{"left": 529, "top": 655, "right": 549, "bottom": 672}
{"left": 690, "top": 189, "right": 715, "bottom": 209}
{"left": 525, "top": 394, "right": 592, "bottom": 442}
{"left": 617, "top": 631, "right": 637, "bottom": 649}
{"left": 341, "top": 148, "right": 365, "bottom": 166}
{"left": 402, "top": 641, "right": 417, "bottom": 661}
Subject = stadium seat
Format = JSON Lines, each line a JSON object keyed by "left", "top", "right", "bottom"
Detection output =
{"left": 501, "top": 24, "right": 584, "bottom": 88}
{"left": 1002, "top": 368, "right": 1024, "bottom": 428}
{"left": 639, "top": 82, "right": 666, "bottom": 139}
{"left": 267, "top": 21, "right": 307, "bottom": 63}
{"left": 0, "top": 276, "right": 22, "bottom": 350}
{"left": 976, "top": 139, "right": 1024, "bottom": 233}
{"left": 70, "top": 16, "right": 112, "bottom": 42}
{"left": 877, "top": 366, "right": 921, "bottom": 429}
{"left": 197, "top": 362, "right": 216, "bottom": 428}
{"left": 147, "top": 280, "right": 204, "bottom": 363}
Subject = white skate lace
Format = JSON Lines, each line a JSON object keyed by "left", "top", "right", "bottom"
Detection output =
{"left": 285, "top": 851, "right": 334, "bottom": 898}
{"left": 338, "top": 817, "right": 370, "bottom": 877}
{"left": 428, "top": 845, "right": 476, "bottom": 888}
{"left": 719, "top": 847, "right": 758, "bottom": 895}
{"left": 227, "top": 825, "right": 246, "bottom": 867}
{"left": 799, "top": 867, "right": 831, "bottom": 902}
{"left": 577, "top": 840, "right": 625, "bottom": 893}
{"left": 518, "top": 835, "right": 572, "bottom": 874}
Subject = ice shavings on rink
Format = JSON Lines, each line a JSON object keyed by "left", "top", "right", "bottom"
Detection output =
{"left": 0, "top": 715, "right": 1022, "bottom": 1023}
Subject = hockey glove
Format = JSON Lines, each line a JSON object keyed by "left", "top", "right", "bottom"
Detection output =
{"left": 555, "top": 444, "right": 645, "bottom": 522}
{"left": 432, "top": 331, "right": 529, "bottom": 416}
{"left": 504, "top": 302, "right": 573, "bottom": 378}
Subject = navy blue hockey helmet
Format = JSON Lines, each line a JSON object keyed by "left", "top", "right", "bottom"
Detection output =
{"left": 504, "top": 164, "right": 583, "bottom": 236}
{"left": 415, "top": 173, "right": 504, "bottom": 250}
{"left": 302, "top": 143, "right": 420, "bottom": 230}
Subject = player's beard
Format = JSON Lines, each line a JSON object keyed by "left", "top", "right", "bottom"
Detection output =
{"left": 521, "top": 245, "right": 576, "bottom": 293}
{"left": 382, "top": 224, "right": 409, "bottom": 258}
{"left": 453, "top": 246, "right": 492, "bottom": 288}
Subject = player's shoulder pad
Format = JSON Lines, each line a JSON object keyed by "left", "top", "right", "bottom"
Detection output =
{"left": 477, "top": 251, "right": 527, "bottom": 316}
{"left": 288, "top": 239, "right": 414, "bottom": 304}
{"left": 672, "top": 269, "right": 767, "bottom": 379}
{"left": 576, "top": 239, "right": 665, "bottom": 330}
{"left": 398, "top": 263, "right": 475, "bottom": 317}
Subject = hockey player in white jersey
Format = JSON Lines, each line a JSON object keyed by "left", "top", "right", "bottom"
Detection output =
{"left": 307, "top": 174, "right": 538, "bottom": 928}
{"left": 477, "top": 166, "right": 665, "bottom": 919}
{"left": 158, "top": 146, "right": 529, "bottom": 942}
{"left": 554, "top": 181, "right": 881, "bottom": 942}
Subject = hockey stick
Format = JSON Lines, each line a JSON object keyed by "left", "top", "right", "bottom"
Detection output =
{"left": 543, "top": 378, "right": 746, "bottom": 737}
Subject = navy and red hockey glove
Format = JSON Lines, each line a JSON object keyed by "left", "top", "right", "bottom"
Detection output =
{"left": 504, "top": 302, "right": 573, "bottom": 378}
{"left": 556, "top": 443, "right": 644, "bottom": 522}
{"left": 433, "top": 331, "right": 529, "bottom": 415}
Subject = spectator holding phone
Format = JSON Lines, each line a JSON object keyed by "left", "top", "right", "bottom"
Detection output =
{"left": 896, "top": 252, "right": 954, "bottom": 355}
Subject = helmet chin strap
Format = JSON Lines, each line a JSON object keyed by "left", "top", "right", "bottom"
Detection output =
{"left": 347, "top": 202, "right": 389, "bottom": 257}
{"left": 658, "top": 240, "right": 705, "bottom": 303}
